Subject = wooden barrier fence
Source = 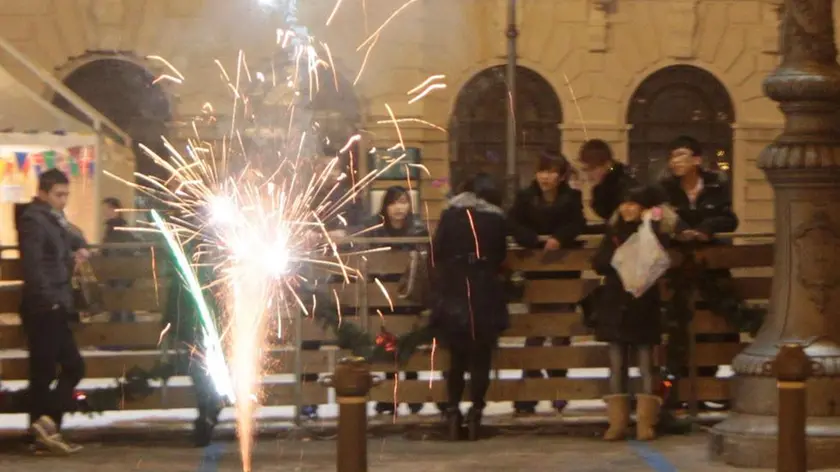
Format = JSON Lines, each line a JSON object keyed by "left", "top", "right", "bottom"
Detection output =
{"left": 0, "top": 235, "right": 773, "bottom": 419}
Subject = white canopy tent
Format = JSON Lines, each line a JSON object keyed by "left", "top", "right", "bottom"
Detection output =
{"left": 0, "top": 37, "right": 135, "bottom": 248}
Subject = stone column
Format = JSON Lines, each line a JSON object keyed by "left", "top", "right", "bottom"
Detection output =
{"left": 708, "top": 0, "right": 840, "bottom": 468}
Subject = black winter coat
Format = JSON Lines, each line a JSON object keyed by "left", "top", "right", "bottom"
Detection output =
{"left": 591, "top": 214, "right": 677, "bottom": 345}
{"left": 509, "top": 181, "right": 586, "bottom": 246}
{"left": 591, "top": 163, "right": 639, "bottom": 222}
{"left": 429, "top": 192, "right": 541, "bottom": 344}
{"left": 15, "top": 200, "right": 86, "bottom": 314}
{"left": 660, "top": 169, "right": 738, "bottom": 236}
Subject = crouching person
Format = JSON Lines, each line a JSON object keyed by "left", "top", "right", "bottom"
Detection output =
{"left": 590, "top": 186, "right": 683, "bottom": 441}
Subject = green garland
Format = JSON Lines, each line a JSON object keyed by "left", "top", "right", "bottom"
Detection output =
{"left": 660, "top": 244, "right": 767, "bottom": 412}
{"left": 300, "top": 283, "right": 433, "bottom": 365}
{"left": 0, "top": 361, "right": 178, "bottom": 416}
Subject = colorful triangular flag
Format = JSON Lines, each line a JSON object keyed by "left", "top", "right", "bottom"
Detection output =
{"left": 14, "top": 152, "right": 27, "bottom": 172}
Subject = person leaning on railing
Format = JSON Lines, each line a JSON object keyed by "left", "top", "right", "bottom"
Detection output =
{"left": 507, "top": 151, "right": 586, "bottom": 416}
{"left": 350, "top": 185, "right": 430, "bottom": 416}
{"left": 429, "top": 173, "right": 543, "bottom": 441}
{"left": 659, "top": 135, "right": 740, "bottom": 411}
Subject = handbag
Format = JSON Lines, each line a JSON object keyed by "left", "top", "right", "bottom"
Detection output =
{"left": 397, "top": 249, "right": 434, "bottom": 306}
{"left": 72, "top": 261, "right": 104, "bottom": 314}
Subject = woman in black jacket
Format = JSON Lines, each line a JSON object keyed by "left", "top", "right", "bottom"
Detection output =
{"left": 591, "top": 185, "right": 683, "bottom": 442}
{"left": 361, "top": 185, "right": 429, "bottom": 415}
{"left": 430, "top": 173, "right": 542, "bottom": 440}
{"left": 508, "top": 153, "right": 586, "bottom": 415}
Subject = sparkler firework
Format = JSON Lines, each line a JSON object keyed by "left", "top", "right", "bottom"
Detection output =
{"left": 106, "top": 21, "right": 438, "bottom": 472}
{"left": 101, "top": 1, "right": 445, "bottom": 469}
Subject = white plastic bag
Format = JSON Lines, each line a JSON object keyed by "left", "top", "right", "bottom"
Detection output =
{"left": 610, "top": 213, "right": 671, "bottom": 298}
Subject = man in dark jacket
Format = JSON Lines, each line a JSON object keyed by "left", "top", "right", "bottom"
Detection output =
{"left": 16, "top": 169, "right": 88, "bottom": 455}
{"left": 508, "top": 153, "right": 586, "bottom": 415}
{"left": 660, "top": 136, "right": 738, "bottom": 241}
{"left": 660, "top": 135, "right": 739, "bottom": 410}
{"left": 578, "top": 139, "right": 638, "bottom": 227}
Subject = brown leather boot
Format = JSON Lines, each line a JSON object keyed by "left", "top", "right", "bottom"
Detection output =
{"left": 635, "top": 394, "right": 662, "bottom": 441}
{"left": 602, "top": 394, "right": 630, "bottom": 441}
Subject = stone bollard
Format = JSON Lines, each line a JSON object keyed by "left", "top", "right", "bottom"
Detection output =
{"left": 321, "top": 357, "right": 378, "bottom": 472}
{"left": 768, "top": 344, "right": 811, "bottom": 472}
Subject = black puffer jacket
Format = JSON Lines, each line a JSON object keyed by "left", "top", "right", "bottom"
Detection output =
{"left": 15, "top": 200, "right": 86, "bottom": 314}
{"left": 659, "top": 169, "right": 738, "bottom": 236}
{"left": 429, "top": 192, "right": 541, "bottom": 344}
{"left": 509, "top": 180, "right": 586, "bottom": 246}
{"left": 591, "top": 163, "right": 640, "bottom": 221}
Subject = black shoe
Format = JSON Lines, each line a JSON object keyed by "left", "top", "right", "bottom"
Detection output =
{"left": 445, "top": 408, "right": 463, "bottom": 441}
{"left": 193, "top": 416, "right": 217, "bottom": 447}
{"left": 514, "top": 405, "right": 536, "bottom": 416}
{"left": 466, "top": 408, "right": 482, "bottom": 441}
{"left": 375, "top": 402, "right": 395, "bottom": 415}
{"left": 408, "top": 403, "right": 424, "bottom": 414}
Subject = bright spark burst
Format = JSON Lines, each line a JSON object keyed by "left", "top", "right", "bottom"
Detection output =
{"left": 108, "top": 2, "right": 446, "bottom": 470}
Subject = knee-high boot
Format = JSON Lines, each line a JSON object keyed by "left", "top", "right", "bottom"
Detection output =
{"left": 635, "top": 394, "right": 662, "bottom": 441}
{"left": 602, "top": 394, "right": 630, "bottom": 440}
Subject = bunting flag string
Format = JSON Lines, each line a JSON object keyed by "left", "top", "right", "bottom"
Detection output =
{"left": 0, "top": 145, "right": 96, "bottom": 182}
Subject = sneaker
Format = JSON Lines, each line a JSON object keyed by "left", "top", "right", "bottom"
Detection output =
{"left": 513, "top": 406, "right": 536, "bottom": 417}
{"left": 374, "top": 403, "right": 395, "bottom": 415}
{"left": 553, "top": 400, "right": 568, "bottom": 413}
{"left": 408, "top": 403, "right": 424, "bottom": 415}
{"left": 31, "top": 417, "right": 81, "bottom": 455}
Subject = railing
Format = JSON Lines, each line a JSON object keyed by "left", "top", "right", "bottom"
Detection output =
{"left": 0, "top": 235, "right": 773, "bottom": 423}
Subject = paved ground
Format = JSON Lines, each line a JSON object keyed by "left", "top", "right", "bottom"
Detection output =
{"left": 0, "top": 422, "right": 787, "bottom": 472}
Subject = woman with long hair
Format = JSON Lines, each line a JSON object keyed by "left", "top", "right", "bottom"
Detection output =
{"left": 363, "top": 185, "right": 429, "bottom": 415}
{"left": 430, "top": 173, "right": 542, "bottom": 440}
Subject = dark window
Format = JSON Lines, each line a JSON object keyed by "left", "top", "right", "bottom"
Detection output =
{"left": 52, "top": 58, "right": 171, "bottom": 181}
{"left": 450, "top": 65, "right": 562, "bottom": 191}
{"left": 627, "top": 65, "right": 735, "bottom": 186}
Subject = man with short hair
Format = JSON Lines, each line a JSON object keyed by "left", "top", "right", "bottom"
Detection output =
{"left": 578, "top": 139, "right": 639, "bottom": 224}
{"left": 660, "top": 135, "right": 739, "bottom": 411}
{"left": 15, "top": 169, "right": 88, "bottom": 454}
{"left": 660, "top": 135, "right": 738, "bottom": 240}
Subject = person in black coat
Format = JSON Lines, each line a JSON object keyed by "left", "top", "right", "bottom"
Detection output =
{"left": 508, "top": 153, "right": 586, "bottom": 415}
{"left": 15, "top": 169, "right": 89, "bottom": 455}
{"left": 359, "top": 185, "right": 430, "bottom": 416}
{"left": 591, "top": 185, "right": 684, "bottom": 442}
{"left": 430, "top": 173, "right": 542, "bottom": 440}
{"left": 659, "top": 135, "right": 739, "bottom": 409}
{"left": 578, "top": 139, "right": 639, "bottom": 227}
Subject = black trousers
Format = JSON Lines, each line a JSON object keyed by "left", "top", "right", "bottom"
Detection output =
{"left": 22, "top": 308, "right": 85, "bottom": 430}
{"left": 188, "top": 354, "right": 222, "bottom": 421}
{"left": 446, "top": 339, "right": 495, "bottom": 410}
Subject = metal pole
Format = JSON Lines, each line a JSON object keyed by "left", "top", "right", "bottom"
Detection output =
{"left": 772, "top": 343, "right": 811, "bottom": 472}
{"left": 505, "top": 0, "right": 519, "bottom": 204}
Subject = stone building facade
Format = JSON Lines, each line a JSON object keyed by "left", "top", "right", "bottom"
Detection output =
{"left": 1, "top": 0, "right": 791, "bottom": 232}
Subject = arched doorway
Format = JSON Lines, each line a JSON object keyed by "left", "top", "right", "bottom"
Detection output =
{"left": 449, "top": 65, "right": 562, "bottom": 191}
{"left": 52, "top": 58, "right": 172, "bottom": 180}
{"left": 626, "top": 65, "right": 735, "bottom": 185}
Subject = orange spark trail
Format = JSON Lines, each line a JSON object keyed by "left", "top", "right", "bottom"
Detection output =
{"left": 408, "top": 83, "right": 446, "bottom": 104}
{"left": 326, "top": 0, "right": 345, "bottom": 25}
{"left": 357, "top": 0, "right": 421, "bottom": 51}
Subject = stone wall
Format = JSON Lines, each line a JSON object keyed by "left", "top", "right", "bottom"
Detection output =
{"left": 0, "top": 0, "right": 797, "bottom": 232}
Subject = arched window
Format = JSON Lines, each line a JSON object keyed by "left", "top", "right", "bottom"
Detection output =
{"left": 626, "top": 65, "right": 735, "bottom": 185}
{"left": 449, "top": 65, "right": 562, "bottom": 190}
{"left": 52, "top": 59, "right": 171, "bottom": 180}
